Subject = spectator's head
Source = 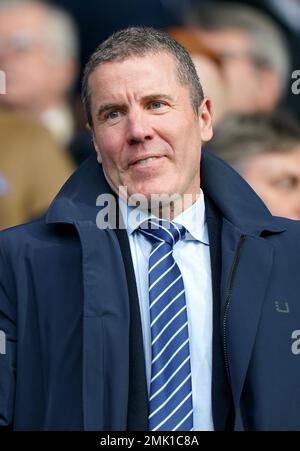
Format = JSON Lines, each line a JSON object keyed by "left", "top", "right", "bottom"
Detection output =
{"left": 167, "top": 27, "right": 229, "bottom": 124}
{"left": 0, "top": 0, "right": 78, "bottom": 114}
{"left": 210, "top": 111, "right": 300, "bottom": 220}
{"left": 185, "top": 2, "right": 290, "bottom": 113}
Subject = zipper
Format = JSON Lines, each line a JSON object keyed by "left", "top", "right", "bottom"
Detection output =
{"left": 223, "top": 234, "right": 246, "bottom": 378}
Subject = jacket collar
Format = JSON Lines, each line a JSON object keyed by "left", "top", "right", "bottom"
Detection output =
{"left": 46, "top": 149, "right": 285, "bottom": 236}
{"left": 46, "top": 153, "right": 111, "bottom": 225}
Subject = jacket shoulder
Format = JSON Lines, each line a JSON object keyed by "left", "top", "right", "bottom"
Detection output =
{"left": 266, "top": 216, "right": 300, "bottom": 249}
{"left": 0, "top": 218, "right": 78, "bottom": 260}
{"left": 272, "top": 216, "right": 300, "bottom": 233}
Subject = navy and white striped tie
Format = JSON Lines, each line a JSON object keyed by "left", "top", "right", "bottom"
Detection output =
{"left": 139, "top": 219, "right": 193, "bottom": 431}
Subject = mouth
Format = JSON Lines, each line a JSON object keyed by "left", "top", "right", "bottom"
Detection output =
{"left": 129, "top": 155, "right": 164, "bottom": 167}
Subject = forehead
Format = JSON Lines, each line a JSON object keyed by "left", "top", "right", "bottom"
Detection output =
{"left": 88, "top": 52, "right": 183, "bottom": 100}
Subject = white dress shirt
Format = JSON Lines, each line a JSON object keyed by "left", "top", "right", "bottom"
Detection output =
{"left": 119, "top": 191, "right": 214, "bottom": 431}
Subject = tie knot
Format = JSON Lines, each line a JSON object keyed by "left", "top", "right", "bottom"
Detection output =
{"left": 139, "top": 219, "right": 186, "bottom": 247}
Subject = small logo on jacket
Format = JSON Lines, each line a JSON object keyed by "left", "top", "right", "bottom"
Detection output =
{"left": 275, "top": 301, "right": 290, "bottom": 313}
{"left": 291, "top": 330, "right": 300, "bottom": 355}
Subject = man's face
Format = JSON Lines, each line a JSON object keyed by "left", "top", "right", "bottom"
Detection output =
{"left": 242, "top": 147, "right": 300, "bottom": 220}
{"left": 88, "top": 53, "right": 212, "bottom": 207}
{"left": 0, "top": 4, "right": 67, "bottom": 111}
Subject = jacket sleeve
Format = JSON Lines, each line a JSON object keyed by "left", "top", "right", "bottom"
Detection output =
{"left": 0, "top": 243, "right": 16, "bottom": 429}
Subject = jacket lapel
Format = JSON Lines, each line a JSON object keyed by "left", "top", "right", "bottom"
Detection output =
{"left": 75, "top": 222, "right": 130, "bottom": 430}
{"left": 46, "top": 156, "right": 132, "bottom": 429}
{"left": 205, "top": 196, "right": 234, "bottom": 430}
{"left": 221, "top": 220, "right": 275, "bottom": 429}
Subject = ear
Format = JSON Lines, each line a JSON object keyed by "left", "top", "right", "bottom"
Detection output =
{"left": 86, "top": 123, "right": 102, "bottom": 163}
{"left": 199, "top": 97, "right": 213, "bottom": 142}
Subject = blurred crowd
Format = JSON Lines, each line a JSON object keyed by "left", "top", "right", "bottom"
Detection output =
{"left": 0, "top": 0, "right": 300, "bottom": 229}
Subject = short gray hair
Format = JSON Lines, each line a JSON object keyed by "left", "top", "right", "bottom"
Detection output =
{"left": 209, "top": 111, "right": 300, "bottom": 173}
{"left": 185, "top": 2, "right": 291, "bottom": 92}
{"left": 81, "top": 26, "right": 204, "bottom": 127}
{"left": 0, "top": 0, "right": 79, "bottom": 60}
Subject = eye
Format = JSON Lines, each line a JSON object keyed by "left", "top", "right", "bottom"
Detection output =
{"left": 102, "top": 109, "right": 125, "bottom": 124}
{"left": 149, "top": 101, "right": 166, "bottom": 110}
{"left": 107, "top": 110, "right": 121, "bottom": 120}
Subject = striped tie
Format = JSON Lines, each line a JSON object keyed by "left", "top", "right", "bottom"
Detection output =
{"left": 139, "top": 219, "right": 193, "bottom": 431}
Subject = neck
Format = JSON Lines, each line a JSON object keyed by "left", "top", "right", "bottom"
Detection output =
{"left": 147, "top": 192, "right": 201, "bottom": 221}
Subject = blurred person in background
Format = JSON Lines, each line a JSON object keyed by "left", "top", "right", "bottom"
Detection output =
{"left": 209, "top": 111, "right": 300, "bottom": 220}
{"left": 0, "top": 109, "right": 74, "bottom": 229}
{"left": 184, "top": 1, "right": 291, "bottom": 115}
{"left": 167, "top": 27, "right": 230, "bottom": 124}
{"left": 219, "top": 0, "right": 300, "bottom": 120}
{"left": 0, "top": 0, "right": 79, "bottom": 149}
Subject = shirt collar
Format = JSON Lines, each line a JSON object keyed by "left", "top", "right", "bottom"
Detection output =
{"left": 118, "top": 190, "right": 209, "bottom": 245}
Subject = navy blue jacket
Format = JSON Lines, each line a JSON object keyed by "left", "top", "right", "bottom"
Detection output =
{"left": 1, "top": 150, "right": 300, "bottom": 430}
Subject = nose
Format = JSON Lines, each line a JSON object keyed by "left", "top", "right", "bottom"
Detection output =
{"left": 126, "top": 109, "right": 154, "bottom": 145}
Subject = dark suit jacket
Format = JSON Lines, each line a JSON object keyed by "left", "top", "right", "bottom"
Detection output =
{"left": 1, "top": 150, "right": 300, "bottom": 430}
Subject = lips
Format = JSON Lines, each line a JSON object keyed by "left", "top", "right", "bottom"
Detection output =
{"left": 128, "top": 155, "right": 164, "bottom": 167}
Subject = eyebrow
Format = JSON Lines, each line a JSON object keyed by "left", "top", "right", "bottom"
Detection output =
{"left": 141, "top": 93, "right": 174, "bottom": 103}
{"left": 96, "top": 94, "right": 174, "bottom": 119}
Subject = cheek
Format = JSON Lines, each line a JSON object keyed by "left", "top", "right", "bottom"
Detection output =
{"left": 94, "top": 133, "right": 125, "bottom": 183}
{"left": 94, "top": 132, "right": 118, "bottom": 160}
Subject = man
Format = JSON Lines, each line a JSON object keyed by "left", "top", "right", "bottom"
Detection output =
{"left": 209, "top": 111, "right": 300, "bottom": 220}
{"left": 1, "top": 27, "right": 300, "bottom": 431}
{"left": 0, "top": 0, "right": 78, "bottom": 147}
{"left": 184, "top": 2, "right": 290, "bottom": 114}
